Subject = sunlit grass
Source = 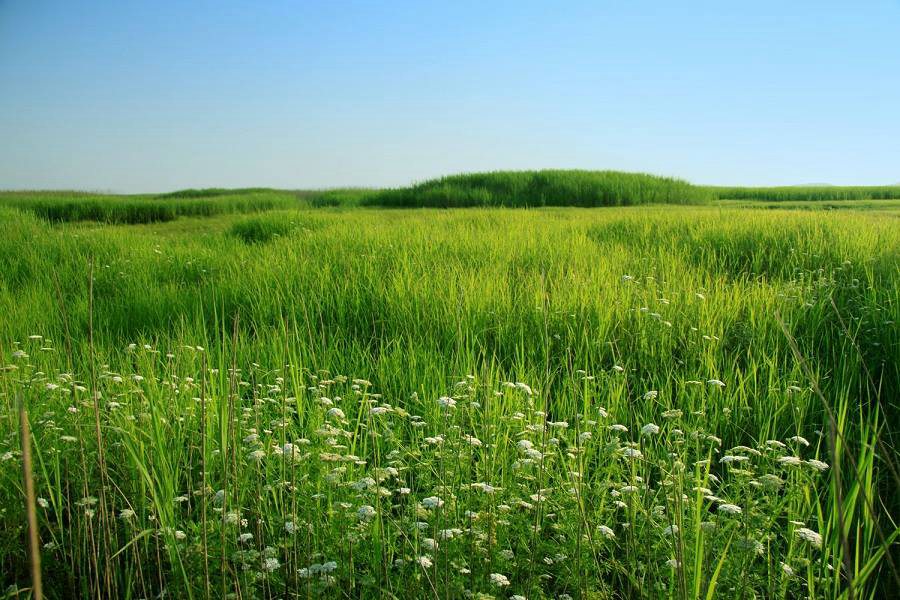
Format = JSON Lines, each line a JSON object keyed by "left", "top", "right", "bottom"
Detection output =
{"left": 0, "top": 202, "right": 897, "bottom": 598}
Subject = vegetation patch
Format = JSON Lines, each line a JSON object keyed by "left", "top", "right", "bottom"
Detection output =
{"left": 228, "top": 213, "right": 325, "bottom": 243}
{"left": 362, "top": 170, "right": 716, "bottom": 207}
{"left": 155, "top": 187, "right": 279, "bottom": 199}
{"left": 0, "top": 190, "right": 301, "bottom": 224}
{"left": 0, "top": 205, "right": 897, "bottom": 598}
{"left": 710, "top": 185, "right": 900, "bottom": 202}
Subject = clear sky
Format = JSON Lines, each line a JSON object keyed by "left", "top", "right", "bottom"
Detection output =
{"left": 1, "top": 1, "right": 898, "bottom": 192}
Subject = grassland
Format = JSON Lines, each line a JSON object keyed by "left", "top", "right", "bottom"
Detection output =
{"left": 0, "top": 186, "right": 898, "bottom": 599}
{"left": 360, "top": 171, "right": 715, "bottom": 207}
{"left": 710, "top": 185, "right": 900, "bottom": 202}
{"left": 0, "top": 190, "right": 304, "bottom": 225}
{"left": 5, "top": 172, "right": 898, "bottom": 224}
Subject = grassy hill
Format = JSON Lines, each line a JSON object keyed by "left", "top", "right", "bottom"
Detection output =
{"left": 361, "top": 170, "right": 715, "bottom": 207}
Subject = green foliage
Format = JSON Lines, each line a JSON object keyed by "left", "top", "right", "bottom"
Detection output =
{"left": 228, "top": 212, "right": 327, "bottom": 243}
{"left": 7, "top": 179, "right": 900, "bottom": 227}
{"left": 297, "top": 188, "right": 373, "bottom": 207}
{"left": 229, "top": 215, "right": 295, "bottom": 243}
{"left": 0, "top": 190, "right": 301, "bottom": 224}
{"left": 155, "top": 187, "right": 278, "bottom": 199}
{"left": 0, "top": 205, "right": 897, "bottom": 598}
{"left": 362, "top": 170, "right": 716, "bottom": 207}
{"left": 710, "top": 185, "right": 900, "bottom": 202}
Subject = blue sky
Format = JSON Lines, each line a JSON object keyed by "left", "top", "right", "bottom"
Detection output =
{"left": 1, "top": 1, "right": 898, "bottom": 192}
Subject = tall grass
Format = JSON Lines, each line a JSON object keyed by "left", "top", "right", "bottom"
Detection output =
{"left": 6, "top": 179, "right": 899, "bottom": 228}
{"left": 228, "top": 212, "right": 325, "bottom": 244}
{"left": 0, "top": 204, "right": 897, "bottom": 598}
{"left": 0, "top": 190, "right": 302, "bottom": 224}
{"left": 710, "top": 185, "right": 900, "bottom": 202}
{"left": 155, "top": 188, "right": 279, "bottom": 199}
{"left": 362, "top": 170, "right": 715, "bottom": 207}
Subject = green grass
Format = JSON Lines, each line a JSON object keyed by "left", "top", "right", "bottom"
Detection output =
{"left": 155, "top": 187, "right": 281, "bottom": 199}
{"left": 361, "top": 170, "right": 716, "bottom": 207}
{"left": 0, "top": 170, "right": 702, "bottom": 227}
{"left": 5, "top": 175, "right": 898, "bottom": 228}
{"left": 717, "top": 198, "right": 900, "bottom": 212}
{"left": 0, "top": 190, "right": 303, "bottom": 224}
{"left": 228, "top": 212, "right": 327, "bottom": 244}
{"left": 710, "top": 185, "right": 900, "bottom": 202}
{"left": 0, "top": 201, "right": 898, "bottom": 598}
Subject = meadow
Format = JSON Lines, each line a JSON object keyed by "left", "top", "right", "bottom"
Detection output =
{"left": 0, "top": 179, "right": 898, "bottom": 599}
{"left": 709, "top": 186, "right": 900, "bottom": 203}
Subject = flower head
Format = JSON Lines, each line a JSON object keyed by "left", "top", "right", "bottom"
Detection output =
{"left": 717, "top": 503, "right": 742, "bottom": 515}
{"left": 794, "top": 527, "right": 822, "bottom": 548}
{"left": 641, "top": 423, "right": 660, "bottom": 436}
{"left": 421, "top": 496, "right": 444, "bottom": 509}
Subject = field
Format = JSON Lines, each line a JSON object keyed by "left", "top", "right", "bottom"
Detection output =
{"left": 0, "top": 181, "right": 898, "bottom": 599}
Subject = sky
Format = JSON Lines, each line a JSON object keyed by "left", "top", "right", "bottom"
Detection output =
{"left": 1, "top": 1, "right": 899, "bottom": 193}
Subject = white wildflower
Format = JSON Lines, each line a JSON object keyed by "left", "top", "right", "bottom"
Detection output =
{"left": 641, "top": 423, "right": 660, "bottom": 436}
{"left": 794, "top": 527, "right": 823, "bottom": 548}
{"left": 437, "top": 396, "right": 456, "bottom": 409}
{"left": 421, "top": 496, "right": 444, "bottom": 509}
{"left": 717, "top": 503, "right": 742, "bottom": 515}
{"left": 416, "top": 556, "right": 433, "bottom": 568}
{"left": 326, "top": 407, "right": 346, "bottom": 421}
{"left": 471, "top": 482, "right": 497, "bottom": 494}
{"left": 263, "top": 557, "right": 280, "bottom": 572}
{"left": 357, "top": 505, "right": 376, "bottom": 520}
{"left": 515, "top": 382, "right": 533, "bottom": 396}
{"left": 720, "top": 455, "right": 749, "bottom": 464}
{"left": 619, "top": 447, "right": 643, "bottom": 459}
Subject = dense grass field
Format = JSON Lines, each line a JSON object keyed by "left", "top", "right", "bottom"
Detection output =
{"left": 0, "top": 190, "right": 301, "bottom": 225}
{"left": 5, "top": 172, "right": 899, "bottom": 225}
{"left": 0, "top": 188, "right": 898, "bottom": 598}
{"left": 359, "top": 171, "right": 715, "bottom": 207}
{"left": 710, "top": 186, "right": 900, "bottom": 202}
